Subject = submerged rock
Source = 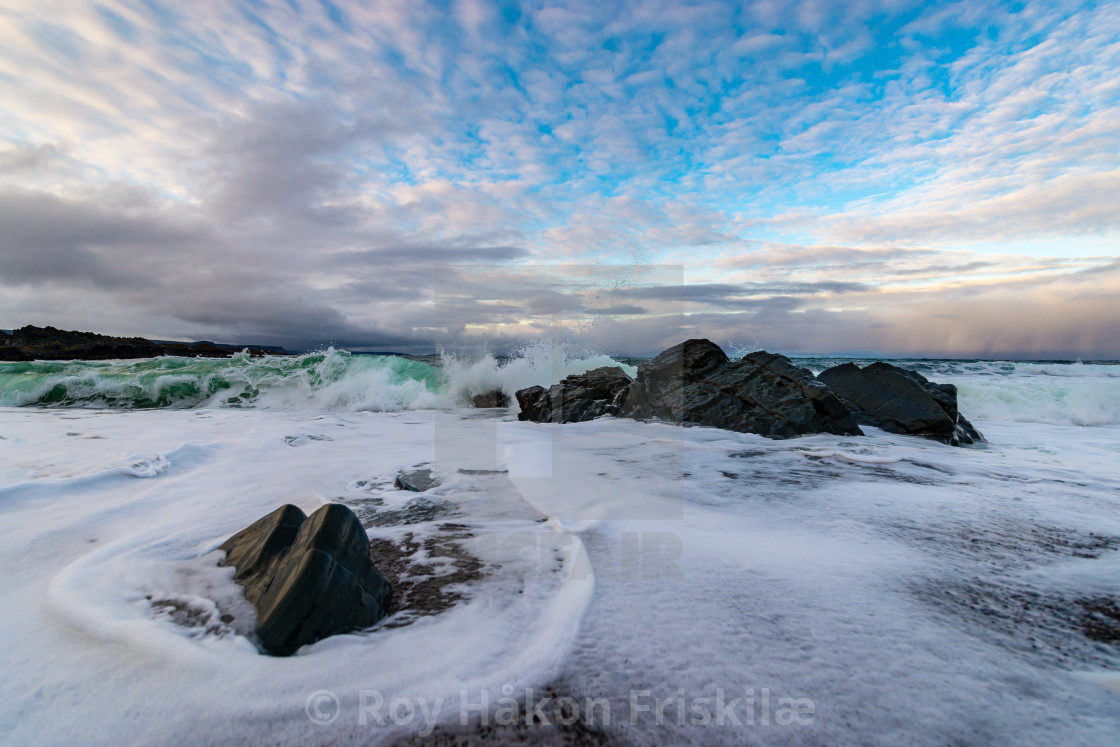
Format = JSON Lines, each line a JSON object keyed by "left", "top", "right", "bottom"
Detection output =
{"left": 220, "top": 503, "right": 392, "bottom": 656}
{"left": 818, "top": 361, "right": 985, "bottom": 446}
{"left": 366, "top": 497, "right": 453, "bottom": 527}
{"left": 368, "top": 525, "right": 483, "bottom": 626}
{"left": 619, "top": 340, "right": 863, "bottom": 439}
{"left": 516, "top": 366, "right": 634, "bottom": 423}
{"left": 469, "top": 389, "right": 510, "bottom": 408}
{"left": 395, "top": 468, "right": 440, "bottom": 492}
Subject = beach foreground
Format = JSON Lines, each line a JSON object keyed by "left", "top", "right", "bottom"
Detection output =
{"left": 1, "top": 355, "right": 1118, "bottom": 744}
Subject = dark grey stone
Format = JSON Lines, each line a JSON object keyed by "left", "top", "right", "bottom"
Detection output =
{"left": 220, "top": 503, "right": 392, "bottom": 656}
{"left": 469, "top": 389, "right": 511, "bottom": 408}
{"left": 818, "top": 361, "right": 986, "bottom": 446}
{"left": 395, "top": 468, "right": 440, "bottom": 492}
{"left": 515, "top": 366, "right": 634, "bottom": 423}
{"left": 620, "top": 340, "right": 863, "bottom": 439}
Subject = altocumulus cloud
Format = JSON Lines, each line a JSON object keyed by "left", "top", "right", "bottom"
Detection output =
{"left": 0, "top": 0, "right": 1117, "bottom": 357}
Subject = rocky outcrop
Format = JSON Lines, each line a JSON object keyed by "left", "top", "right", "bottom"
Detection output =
{"left": 1, "top": 325, "right": 163, "bottom": 360}
{"left": 0, "top": 325, "right": 287, "bottom": 361}
{"left": 470, "top": 389, "right": 510, "bottom": 408}
{"left": 220, "top": 503, "right": 392, "bottom": 656}
{"left": 620, "top": 340, "right": 863, "bottom": 439}
{"left": 510, "top": 340, "right": 991, "bottom": 444}
{"left": 817, "top": 362, "right": 985, "bottom": 446}
{"left": 516, "top": 366, "right": 634, "bottom": 423}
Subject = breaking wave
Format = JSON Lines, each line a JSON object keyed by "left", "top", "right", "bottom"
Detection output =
{"left": 1, "top": 345, "right": 1118, "bottom": 425}
{"left": 799, "top": 357, "right": 1120, "bottom": 427}
{"left": 0, "top": 342, "right": 635, "bottom": 412}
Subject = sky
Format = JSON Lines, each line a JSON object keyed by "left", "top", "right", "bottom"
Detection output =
{"left": 1, "top": 0, "right": 1118, "bottom": 358}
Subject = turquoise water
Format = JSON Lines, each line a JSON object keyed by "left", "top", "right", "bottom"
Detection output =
{"left": 0, "top": 350, "right": 445, "bottom": 409}
{"left": 1, "top": 347, "right": 1117, "bottom": 425}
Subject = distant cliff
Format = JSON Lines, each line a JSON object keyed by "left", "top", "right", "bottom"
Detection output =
{"left": 0, "top": 325, "right": 290, "bottom": 361}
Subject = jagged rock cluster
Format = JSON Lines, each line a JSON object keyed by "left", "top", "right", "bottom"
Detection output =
{"left": 515, "top": 365, "right": 634, "bottom": 423}
{"left": 516, "top": 338, "right": 984, "bottom": 446}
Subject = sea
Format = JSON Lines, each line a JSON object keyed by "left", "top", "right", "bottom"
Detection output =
{"left": 1, "top": 345, "right": 1118, "bottom": 744}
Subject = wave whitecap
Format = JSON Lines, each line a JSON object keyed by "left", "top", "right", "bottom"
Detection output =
{"left": 0, "top": 342, "right": 636, "bottom": 413}
{"left": 1, "top": 346, "right": 1117, "bottom": 426}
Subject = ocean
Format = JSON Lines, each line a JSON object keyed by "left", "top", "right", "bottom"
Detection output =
{"left": 1, "top": 347, "right": 1118, "bottom": 744}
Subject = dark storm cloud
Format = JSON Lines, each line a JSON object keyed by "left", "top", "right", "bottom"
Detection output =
{"left": 0, "top": 92, "right": 531, "bottom": 351}
{"left": 200, "top": 100, "right": 422, "bottom": 227}
{"left": 334, "top": 245, "right": 529, "bottom": 265}
{"left": 592, "top": 305, "right": 647, "bottom": 316}
{"left": 610, "top": 284, "right": 741, "bottom": 302}
{"left": 0, "top": 144, "right": 65, "bottom": 173}
{"left": 0, "top": 189, "right": 211, "bottom": 289}
{"left": 610, "top": 280, "right": 874, "bottom": 307}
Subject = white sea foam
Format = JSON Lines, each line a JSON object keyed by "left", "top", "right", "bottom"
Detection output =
{"left": 800, "top": 357, "right": 1120, "bottom": 427}
{"left": 951, "top": 374, "right": 1120, "bottom": 426}
{"left": 1, "top": 404, "right": 1118, "bottom": 743}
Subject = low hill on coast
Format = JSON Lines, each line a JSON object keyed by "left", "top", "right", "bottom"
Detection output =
{"left": 0, "top": 325, "right": 289, "bottom": 361}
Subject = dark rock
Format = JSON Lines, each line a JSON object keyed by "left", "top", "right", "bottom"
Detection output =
{"left": 395, "top": 468, "right": 440, "bottom": 492}
{"left": 3, "top": 325, "right": 163, "bottom": 361}
{"left": 620, "top": 340, "right": 863, "bottom": 439}
{"left": 515, "top": 366, "right": 634, "bottom": 423}
{"left": 221, "top": 504, "right": 306, "bottom": 594}
{"left": 470, "top": 389, "right": 510, "bottom": 408}
{"left": 818, "top": 361, "right": 985, "bottom": 446}
{"left": 220, "top": 503, "right": 392, "bottom": 656}
{"left": 0, "top": 330, "right": 17, "bottom": 361}
{"left": 955, "top": 413, "right": 985, "bottom": 445}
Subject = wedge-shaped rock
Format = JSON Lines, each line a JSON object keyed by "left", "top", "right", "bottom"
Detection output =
{"left": 817, "top": 361, "right": 985, "bottom": 446}
{"left": 621, "top": 340, "right": 862, "bottom": 438}
{"left": 516, "top": 366, "right": 633, "bottom": 423}
{"left": 221, "top": 504, "right": 306, "bottom": 600}
{"left": 220, "top": 503, "right": 392, "bottom": 656}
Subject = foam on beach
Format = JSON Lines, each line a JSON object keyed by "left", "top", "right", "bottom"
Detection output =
{"left": 1, "top": 407, "right": 1118, "bottom": 743}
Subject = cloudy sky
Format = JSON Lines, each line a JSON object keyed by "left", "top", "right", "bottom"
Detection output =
{"left": 1, "top": 0, "right": 1118, "bottom": 357}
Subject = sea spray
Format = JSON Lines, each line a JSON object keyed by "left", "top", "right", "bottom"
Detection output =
{"left": 441, "top": 338, "right": 637, "bottom": 405}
